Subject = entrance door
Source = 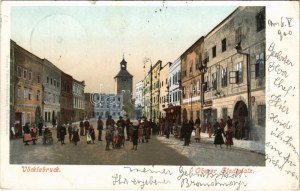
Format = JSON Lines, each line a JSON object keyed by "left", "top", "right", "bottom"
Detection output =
{"left": 233, "top": 101, "right": 249, "bottom": 140}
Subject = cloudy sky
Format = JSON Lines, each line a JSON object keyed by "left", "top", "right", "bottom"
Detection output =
{"left": 10, "top": 2, "right": 237, "bottom": 93}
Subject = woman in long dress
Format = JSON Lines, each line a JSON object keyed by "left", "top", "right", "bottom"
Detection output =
{"left": 214, "top": 126, "right": 225, "bottom": 148}
{"left": 23, "top": 123, "right": 32, "bottom": 146}
{"left": 225, "top": 126, "right": 234, "bottom": 148}
{"left": 31, "top": 124, "right": 38, "bottom": 145}
{"left": 72, "top": 126, "right": 80, "bottom": 146}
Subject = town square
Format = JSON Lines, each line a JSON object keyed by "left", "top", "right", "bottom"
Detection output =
{"left": 9, "top": 5, "right": 266, "bottom": 166}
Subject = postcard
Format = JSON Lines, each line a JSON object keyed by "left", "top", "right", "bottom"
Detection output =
{"left": 0, "top": 1, "right": 299, "bottom": 190}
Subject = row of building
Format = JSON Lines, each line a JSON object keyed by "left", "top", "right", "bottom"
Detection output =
{"left": 10, "top": 40, "right": 95, "bottom": 136}
{"left": 134, "top": 6, "right": 266, "bottom": 143}
{"left": 10, "top": 38, "right": 134, "bottom": 137}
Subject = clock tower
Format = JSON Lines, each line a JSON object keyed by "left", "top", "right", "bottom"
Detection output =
{"left": 114, "top": 56, "right": 133, "bottom": 118}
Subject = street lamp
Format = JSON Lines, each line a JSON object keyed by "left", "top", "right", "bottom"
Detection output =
{"left": 235, "top": 42, "right": 252, "bottom": 140}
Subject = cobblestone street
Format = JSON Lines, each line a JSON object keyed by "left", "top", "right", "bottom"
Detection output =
{"left": 10, "top": 121, "right": 265, "bottom": 166}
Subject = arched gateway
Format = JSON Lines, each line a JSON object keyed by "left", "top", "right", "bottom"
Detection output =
{"left": 232, "top": 101, "right": 249, "bottom": 140}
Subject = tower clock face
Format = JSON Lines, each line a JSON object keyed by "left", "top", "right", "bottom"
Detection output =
{"left": 122, "top": 64, "right": 125, "bottom": 68}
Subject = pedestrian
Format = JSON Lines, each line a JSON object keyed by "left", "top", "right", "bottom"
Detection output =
{"left": 214, "top": 124, "right": 225, "bottom": 148}
{"left": 106, "top": 115, "right": 115, "bottom": 129}
{"left": 89, "top": 125, "right": 96, "bottom": 144}
{"left": 220, "top": 118, "right": 226, "bottom": 134}
{"left": 23, "top": 122, "right": 32, "bottom": 146}
{"left": 207, "top": 120, "right": 212, "bottom": 138}
{"left": 117, "top": 116, "right": 126, "bottom": 135}
{"left": 227, "top": 116, "right": 233, "bottom": 136}
{"left": 84, "top": 119, "right": 90, "bottom": 136}
{"left": 188, "top": 117, "right": 194, "bottom": 144}
{"left": 125, "top": 117, "right": 131, "bottom": 141}
{"left": 225, "top": 125, "right": 234, "bottom": 148}
{"left": 144, "top": 118, "right": 150, "bottom": 143}
{"left": 97, "top": 116, "right": 104, "bottom": 141}
{"left": 131, "top": 122, "right": 139, "bottom": 151}
{"left": 60, "top": 124, "right": 67, "bottom": 144}
{"left": 38, "top": 121, "right": 43, "bottom": 136}
{"left": 164, "top": 118, "right": 170, "bottom": 139}
{"left": 56, "top": 123, "right": 61, "bottom": 142}
{"left": 79, "top": 119, "right": 84, "bottom": 136}
{"left": 67, "top": 123, "right": 73, "bottom": 142}
{"left": 182, "top": 118, "right": 190, "bottom": 146}
{"left": 72, "top": 126, "right": 80, "bottom": 145}
{"left": 31, "top": 123, "right": 38, "bottom": 145}
{"left": 138, "top": 120, "right": 144, "bottom": 143}
{"left": 195, "top": 116, "right": 201, "bottom": 142}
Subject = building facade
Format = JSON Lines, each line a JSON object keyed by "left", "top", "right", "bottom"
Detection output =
{"left": 11, "top": 40, "right": 43, "bottom": 135}
{"left": 114, "top": 57, "right": 134, "bottom": 118}
{"left": 201, "top": 6, "right": 265, "bottom": 143}
{"left": 60, "top": 71, "right": 73, "bottom": 124}
{"left": 42, "top": 59, "right": 61, "bottom": 126}
{"left": 94, "top": 93, "right": 124, "bottom": 120}
{"left": 164, "top": 57, "right": 181, "bottom": 123}
{"left": 180, "top": 37, "right": 204, "bottom": 122}
{"left": 134, "top": 80, "right": 143, "bottom": 120}
{"left": 151, "top": 60, "right": 162, "bottom": 123}
{"left": 158, "top": 62, "right": 170, "bottom": 118}
{"left": 73, "top": 79, "right": 85, "bottom": 121}
{"left": 142, "top": 72, "right": 151, "bottom": 119}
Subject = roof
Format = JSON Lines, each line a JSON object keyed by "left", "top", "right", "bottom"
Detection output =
{"left": 114, "top": 69, "right": 133, "bottom": 78}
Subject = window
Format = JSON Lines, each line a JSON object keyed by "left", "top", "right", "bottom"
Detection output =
{"left": 28, "top": 71, "right": 32, "bottom": 81}
{"left": 255, "top": 52, "right": 265, "bottom": 78}
{"left": 235, "top": 27, "right": 242, "bottom": 44}
{"left": 196, "top": 55, "right": 201, "bottom": 70}
{"left": 47, "top": 77, "right": 49, "bottom": 84}
{"left": 28, "top": 89, "right": 32, "bottom": 100}
{"left": 256, "top": 8, "right": 265, "bottom": 32}
{"left": 24, "top": 88, "right": 28, "bottom": 99}
{"left": 183, "top": 87, "right": 186, "bottom": 98}
{"left": 37, "top": 90, "right": 40, "bottom": 100}
{"left": 189, "top": 61, "right": 193, "bottom": 74}
{"left": 257, "top": 105, "right": 266, "bottom": 126}
{"left": 203, "top": 50, "right": 209, "bottom": 65}
{"left": 212, "top": 109, "right": 217, "bottom": 122}
{"left": 17, "top": 66, "right": 22, "bottom": 78}
{"left": 17, "top": 86, "right": 21, "bottom": 98}
{"left": 37, "top": 75, "right": 41, "bottom": 84}
{"left": 57, "top": 81, "right": 60, "bottom": 88}
{"left": 203, "top": 76, "right": 208, "bottom": 92}
{"left": 221, "top": 68, "right": 228, "bottom": 87}
{"left": 236, "top": 62, "right": 243, "bottom": 84}
{"left": 22, "top": 112, "right": 25, "bottom": 126}
{"left": 222, "top": 38, "right": 227, "bottom": 52}
{"left": 54, "top": 80, "right": 56, "bottom": 87}
{"left": 27, "top": 112, "right": 31, "bottom": 124}
{"left": 23, "top": 69, "right": 27, "bottom": 80}
{"left": 51, "top": 78, "right": 53, "bottom": 85}
{"left": 45, "top": 112, "right": 47, "bottom": 122}
{"left": 222, "top": 108, "right": 228, "bottom": 122}
{"left": 211, "top": 73, "right": 217, "bottom": 90}
{"left": 212, "top": 46, "right": 216, "bottom": 58}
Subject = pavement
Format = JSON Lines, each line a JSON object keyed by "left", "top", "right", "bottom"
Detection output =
{"left": 10, "top": 119, "right": 265, "bottom": 166}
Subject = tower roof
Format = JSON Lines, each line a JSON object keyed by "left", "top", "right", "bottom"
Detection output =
{"left": 114, "top": 57, "right": 133, "bottom": 78}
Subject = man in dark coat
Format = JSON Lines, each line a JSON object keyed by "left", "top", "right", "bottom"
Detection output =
{"left": 116, "top": 116, "right": 126, "bottom": 135}
{"left": 125, "top": 117, "right": 131, "bottom": 141}
{"left": 83, "top": 119, "right": 90, "bottom": 136}
{"left": 59, "top": 124, "right": 67, "bottom": 144}
{"left": 38, "top": 121, "right": 43, "bottom": 136}
{"left": 182, "top": 118, "right": 190, "bottom": 146}
{"left": 79, "top": 120, "right": 84, "bottom": 136}
{"left": 188, "top": 118, "right": 194, "bottom": 144}
{"left": 131, "top": 122, "right": 139, "bottom": 151}
{"left": 97, "top": 116, "right": 104, "bottom": 141}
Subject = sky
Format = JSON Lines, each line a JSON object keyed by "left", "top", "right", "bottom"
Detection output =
{"left": 10, "top": 2, "right": 237, "bottom": 94}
